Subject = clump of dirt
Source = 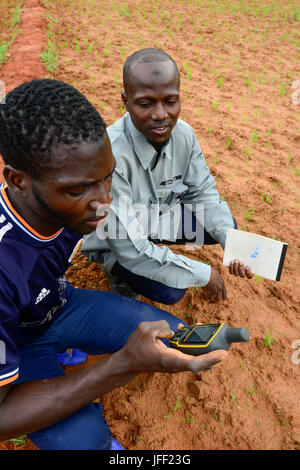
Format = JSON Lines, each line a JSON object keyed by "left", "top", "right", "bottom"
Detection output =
{"left": 0, "top": 0, "right": 299, "bottom": 451}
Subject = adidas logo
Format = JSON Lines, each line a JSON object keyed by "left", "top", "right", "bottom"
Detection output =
{"left": 35, "top": 288, "right": 51, "bottom": 305}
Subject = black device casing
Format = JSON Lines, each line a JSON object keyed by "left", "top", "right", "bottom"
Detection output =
{"left": 169, "top": 323, "right": 250, "bottom": 356}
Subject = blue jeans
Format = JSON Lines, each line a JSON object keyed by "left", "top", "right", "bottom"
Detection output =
{"left": 112, "top": 207, "right": 237, "bottom": 305}
{"left": 14, "top": 283, "right": 186, "bottom": 450}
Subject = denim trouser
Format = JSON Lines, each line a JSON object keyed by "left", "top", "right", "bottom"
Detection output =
{"left": 14, "top": 283, "right": 187, "bottom": 450}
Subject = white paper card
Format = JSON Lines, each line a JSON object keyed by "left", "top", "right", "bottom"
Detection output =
{"left": 223, "top": 229, "right": 288, "bottom": 281}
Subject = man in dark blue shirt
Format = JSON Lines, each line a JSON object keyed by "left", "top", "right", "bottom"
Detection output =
{"left": 0, "top": 79, "right": 227, "bottom": 450}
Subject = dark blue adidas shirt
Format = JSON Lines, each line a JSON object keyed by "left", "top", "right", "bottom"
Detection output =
{"left": 0, "top": 182, "right": 82, "bottom": 386}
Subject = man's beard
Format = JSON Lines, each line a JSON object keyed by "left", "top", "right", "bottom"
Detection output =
{"left": 31, "top": 184, "right": 66, "bottom": 228}
{"left": 147, "top": 138, "right": 170, "bottom": 152}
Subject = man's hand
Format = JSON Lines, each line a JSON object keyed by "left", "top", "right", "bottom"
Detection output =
{"left": 202, "top": 267, "right": 227, "bottom": 302}
{"left": 229, "top": 259, "right": 253, "bottom": 279}
{"left": 0, "top": 320, "right": 226, "bottom": 441}
{"left": 120, "top": 320, "right": 227, "bottom": 375}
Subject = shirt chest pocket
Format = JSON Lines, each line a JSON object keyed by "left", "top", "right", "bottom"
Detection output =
{"left": 156, "top": 187, "right": 171, "bottom": 201}
{"left": 156, "top": 182, "right": 188, "bottom": 207}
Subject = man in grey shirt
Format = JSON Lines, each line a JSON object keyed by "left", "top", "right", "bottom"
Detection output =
{"left": 82, "top": 49, "right": 252, "bottom": 304}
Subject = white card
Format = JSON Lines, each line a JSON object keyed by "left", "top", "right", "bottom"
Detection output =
{"left": 223, "top": 229, "right": 288, "bottom": 281}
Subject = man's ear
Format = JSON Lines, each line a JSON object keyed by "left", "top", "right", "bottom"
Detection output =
{"left": 3, "top": 165, "right": 29, "bottom": 196}
{"left": 121, "top": 91, "right": 128, "bottom": 111}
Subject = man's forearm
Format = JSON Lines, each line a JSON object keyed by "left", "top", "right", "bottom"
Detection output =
{"left": 0, "top": 320, "right": 227, "bottom": 441}
{"left": 0, "top": 350, "right": 136, "bottom": 440}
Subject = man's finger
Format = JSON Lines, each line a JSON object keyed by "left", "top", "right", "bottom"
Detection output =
{"left": 238, "top": 262, "right": 246, "bottom": 277}
{"left": 209, "top": 292, "right": 218, "bottom": 303}
{"left": 245, "top": 266, "right": 253, "bottom": 279}
{"left": 233, "top": 259, "right": 239, "bottom": 275}
{"left": 189, "top": 350, "right": 228, "bottom": 373}
{"left": 217, "top": 289, "right": 223, "bottom": 301}
{"left": 140, "top": 320, "right": 174, "bottom": 340}
{"left": 222, "top": 285, "right": 227, "bottom": 300}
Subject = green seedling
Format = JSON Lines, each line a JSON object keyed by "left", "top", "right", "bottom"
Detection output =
{"left": 11, "top": 7, "right": 21, "bottom": 26}
{"left": 245, "top": 208, "right": 255, "bottom": 221}
{"left": 263, "top": 328, "right": 277, "bottom": 347}
{"left": 164, "top": 395, "right": 182, "bottom": 418}
{"left": 5, "top": 435, "right": 27, "bottom": 449}
{"left": 121, "top": 45, "right": 126, "bottom": 62}
{"left": 74, "top": 37, "right": 80, "bottom": 51}
{"left": 259, "top": 192, "right": 271, "bottom": 203}
{"left": 274, "top": 409, "right": 288, "bottom": 426}
{"left": 217, "top": 77, "right": 224, "bottom": 87}
{"left": 226, "top": 137, "right": 233, "bottom": 149}
{"left": 45, "top": 11, "right": 60, "bottom": 25}
{"left": 211, "top": 100, "right": 218, "bottom": 111}
{"left": 196, "top": 106, "right": 202, "bottom": 117}
{"left": 182, "top": 61, "right": 188, "bottom": 72}
{"left": 187, "top": 69, "right": 192, "bottom": 80}
{"left": 280, "top": 83, "right": 286, "bottom": 96}
{"left": 119, "top": 4, "right": 130, "bottom": 16}
{"left": 258, "top": 77, "right": 265, "bottom": 85}
{"left": 251, "top": 130, "right": 259, "bottom": 143}
{"left": 0, "top": 42, "right": 8, "bottom": 64}
{"left": 245, "top": 384, "right": 259, "bottom": 395}
{"left": 286, "top": 154, "right": 292, "bottom": 169}
{"left": 98, "top": 101, "right": 106, "bottom": 111}
{"left": 184, "top": 416, "right": 202, "bottom": 427}
{"left": 173, "top": 396, "right": 182, "bottom": 412}
{"left": 40, "top": 39, "right": 58, "bottom": 73}
{"left": 214, "top": 406, "right": 221, "bottom": 423}
{"left": 245, "top": 144, "right": 251, "bottom": 160}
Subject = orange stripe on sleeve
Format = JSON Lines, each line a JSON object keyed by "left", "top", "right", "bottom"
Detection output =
{"left": 0, "top": 372, "right": 19, "bottom": 386}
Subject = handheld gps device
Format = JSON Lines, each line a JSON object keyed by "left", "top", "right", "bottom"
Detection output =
{"left": 169, "top": 323, "right": 250, "bottom": 356}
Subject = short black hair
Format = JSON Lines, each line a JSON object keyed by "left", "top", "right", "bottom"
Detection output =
{"left": 0, "top": 78, "right": 106, "bottom": 180}
{"left": 123, "top": 48, "right": 180, "bottom": 93}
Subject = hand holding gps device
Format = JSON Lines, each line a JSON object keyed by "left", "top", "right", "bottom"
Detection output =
{"left": 169, "top": 323, "right": 250, "bottom": 356}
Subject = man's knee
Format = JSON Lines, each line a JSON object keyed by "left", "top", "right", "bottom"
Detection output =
{"left": 153, "top": 286, "right": 187, "bottom": 305}
{"left": 28, "top": 402, "right": 111, "bottom": 450}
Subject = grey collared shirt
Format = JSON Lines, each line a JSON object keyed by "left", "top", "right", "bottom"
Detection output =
{"left": 82, "top": 113, "right": 234, "bottom": 288}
